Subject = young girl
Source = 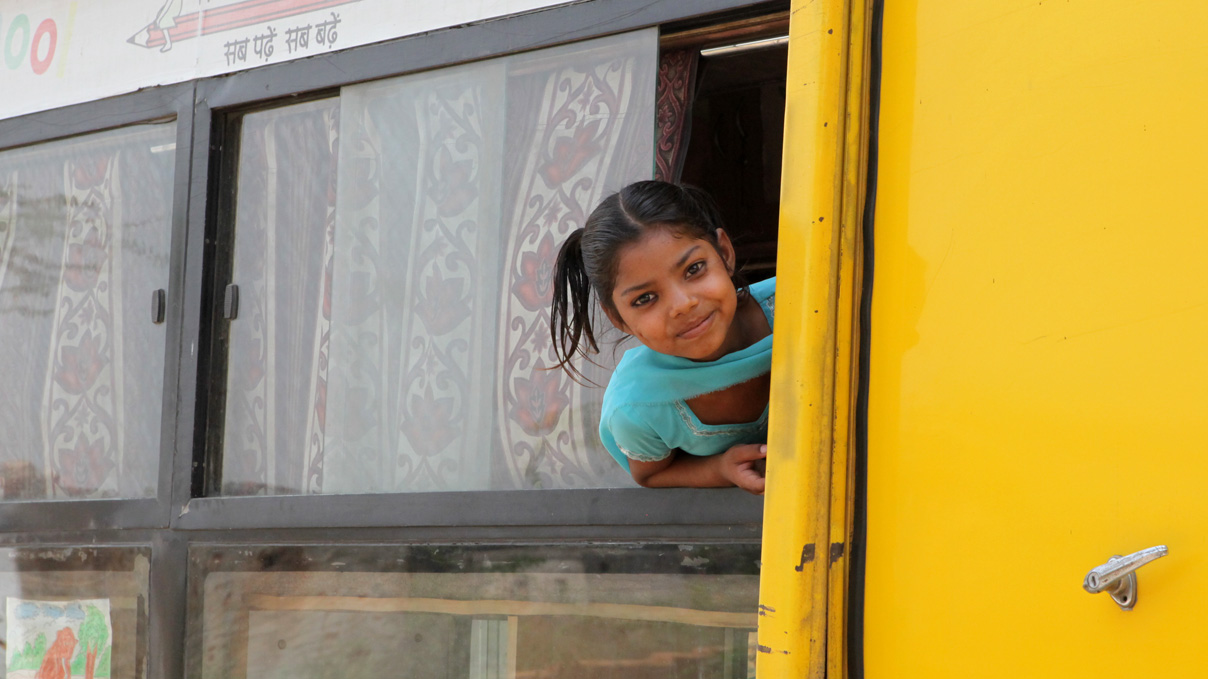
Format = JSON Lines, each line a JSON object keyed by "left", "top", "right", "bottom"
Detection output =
{"left": 551, "top": 181, "right": 774, "bottom": 495}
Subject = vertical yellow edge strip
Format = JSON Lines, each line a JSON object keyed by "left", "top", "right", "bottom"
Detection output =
{"left": 827, "top": 2, "right": 873, "bottom": 678}
{"left": 758, "top": 0, "right": 871, "bottom": 677}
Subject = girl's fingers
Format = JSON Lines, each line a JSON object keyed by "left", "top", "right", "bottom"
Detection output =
{"left": 734, "top": 468, "right": 765, "bottom": 495}
{"left": 722, "top": 445, "right": 768, "bottom": 495}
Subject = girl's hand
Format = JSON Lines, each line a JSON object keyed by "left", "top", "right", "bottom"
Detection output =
{"left": 628, "top": 444, "right": 767, "bottom": 495}
{"left": 719, "top": 444, "right": 767, "bottom": 495}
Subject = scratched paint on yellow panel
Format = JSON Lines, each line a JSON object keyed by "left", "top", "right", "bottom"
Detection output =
{"left": 865, "top": 0, "right": 1208, "bottom": 676}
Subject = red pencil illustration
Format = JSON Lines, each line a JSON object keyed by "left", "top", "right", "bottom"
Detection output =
{"left": 128, "top": 0, "right": 360, "bottom": 50}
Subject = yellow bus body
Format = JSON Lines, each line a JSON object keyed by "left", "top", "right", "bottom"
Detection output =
{"left": 766, "top": 0, "right": 1208, "bottom": 675}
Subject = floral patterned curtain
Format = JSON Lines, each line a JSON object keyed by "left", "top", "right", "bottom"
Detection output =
{"left": 654, "top": 49, "right": 700, "bottom": 183}
{"left": 221, "top": 100, "right": 338, "bottom": 495}
{"left": 0, "top": 125, "right": 174, "bottom": 500}
{"left": 321, "top": 30, "right": 656, "bottom": 493}
{"left": 323, "top": 63, "right": 508, "bottom": 493}
{"left": 494, "top": 37, "right": 656, "bottom": 489}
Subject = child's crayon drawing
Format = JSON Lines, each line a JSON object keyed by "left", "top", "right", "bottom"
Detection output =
{"left": 4, "top": 599, "right": 112, "bottom": 679}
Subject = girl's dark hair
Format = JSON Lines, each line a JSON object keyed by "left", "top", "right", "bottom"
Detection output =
{"left": 550, "top": 180, "right": 746, "bottom": 380}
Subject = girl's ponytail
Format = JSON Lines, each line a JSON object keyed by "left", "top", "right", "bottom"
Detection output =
{"left": 550, "top": 228, "right": 598, "bottom": 381}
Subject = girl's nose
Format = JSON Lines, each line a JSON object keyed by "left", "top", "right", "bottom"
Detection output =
{"left": 668, "top": 286, "right": 698, "bottom": 316}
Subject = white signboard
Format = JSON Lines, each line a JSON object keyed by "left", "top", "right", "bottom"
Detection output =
{"left": 0, "top": 0, "right": 574, "bottom": 122}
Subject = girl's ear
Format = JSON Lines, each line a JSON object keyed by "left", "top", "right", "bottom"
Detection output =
{"left": 715, "top": 228, "right": 737, "bottom": 275}
{"left": 601, "top": 302, "right": 630, "bottom": 334}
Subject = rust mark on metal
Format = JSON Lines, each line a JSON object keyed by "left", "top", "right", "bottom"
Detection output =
{"left": 757, "top": 645, "right": 791, "bottom": 655}
{"left": 830, "top": 542, "right": 845, "bottom": 563}
{"left": 794, "top": 543, "right": 816, "bottom": 571}
{"left": 757, "top": 604, "right": 776, "bottom": 616}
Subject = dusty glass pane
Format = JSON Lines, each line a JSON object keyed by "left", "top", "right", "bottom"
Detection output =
{"left": 188, "top": 543, "right": 758, "bottom": 679}
{"left": 0, "top": 546, "right": 150, "bottom": 679}
{"left": 220, "top": 29, "right": 655, "bottom": 495}
{"left": 0, "top": 124, "right": 175, "bottom": 500}
{"left": 220, "top": 98, "right": 340, "bottom": 497}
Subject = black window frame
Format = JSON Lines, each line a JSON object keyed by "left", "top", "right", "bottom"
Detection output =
{"left": 0, "top": 83, "right": 195, "bottom": 532}
{"left": 180, "top": 0, "right": 779, "bottom": 533}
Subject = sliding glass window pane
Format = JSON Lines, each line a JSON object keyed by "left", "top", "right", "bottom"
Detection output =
{"left": 188, "top": 543, "right": 758, "bottom": 679}
{"left": 0, "top": 546, "right": 151, "bottom": 679}
{"left": 0, "top": 124, "right": 175, "bottom": 500}
{"left": 219, "top": 30, "right": 655, "bottom": 495}
{"left": 220, "top": 99, "right": 340, "bottom": 497}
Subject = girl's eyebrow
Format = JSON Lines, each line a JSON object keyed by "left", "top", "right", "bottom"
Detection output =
{"left": 619, "top": 280, "right": 653, "bottom": 297}
{"left": 673, "top": 244, "right": 702, "bottom": 270}
{"left": 618, "top": 245, "right": 703, "bottom": 298}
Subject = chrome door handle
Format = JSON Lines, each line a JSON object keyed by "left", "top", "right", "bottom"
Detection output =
{"left": 1083, "top": 545, "right": 1168, "bottom": 611}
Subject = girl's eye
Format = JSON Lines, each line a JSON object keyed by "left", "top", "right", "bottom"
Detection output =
{"left": 686, "top": 261, "right": 705, "bottom": 277}
{"left": 631, "top": 292, "right": 655, "bottom": 308}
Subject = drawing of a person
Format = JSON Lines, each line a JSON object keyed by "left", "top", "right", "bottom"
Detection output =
{"left": 155, "top": 0, "right": 185, "bottom": 52}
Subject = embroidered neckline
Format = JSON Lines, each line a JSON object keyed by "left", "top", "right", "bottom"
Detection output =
{"left": 762, "top": 292, "right": 775, "bottom": 321}
{"left": 672, "top": 400, "right": 768, "bottom": 436}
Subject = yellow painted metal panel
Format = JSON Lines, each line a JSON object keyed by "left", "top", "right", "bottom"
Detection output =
{"left": 826, "top": 3, "right": 873, "bottom": 679}
{"left": 758, "top": 0, "right": 870, "bottom": 676}
{"left": 866, "top": 0, "right": 1208, "bottom": 675}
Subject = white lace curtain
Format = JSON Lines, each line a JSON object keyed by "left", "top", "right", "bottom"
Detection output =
{"left": 0, "top": 125, "right": 174, "bottom": 500}
{"left": 221, "top": 30, "right": 655, "bottom": 495}
{"left": 323, "top": 30, "right": 656, "bottom": 493}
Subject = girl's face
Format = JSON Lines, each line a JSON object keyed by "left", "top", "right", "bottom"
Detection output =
{"left": 605, "top": 227, "right": 742, "bottom": 362}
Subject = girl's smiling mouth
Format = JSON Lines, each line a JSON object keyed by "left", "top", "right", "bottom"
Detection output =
{"left": 678, "top": 311, "right": 716, "bottom": 339}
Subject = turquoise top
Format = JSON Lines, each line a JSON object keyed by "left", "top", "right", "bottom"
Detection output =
{"left": 599, "top": 277, "right": 776, "bottom": 472}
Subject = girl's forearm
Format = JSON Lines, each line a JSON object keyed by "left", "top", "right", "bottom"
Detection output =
{"left": 630, "top": 451, "right": 733, "bottom": 489}
{"left": 630, "top": 444, "right": 766, "bottom": 494}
